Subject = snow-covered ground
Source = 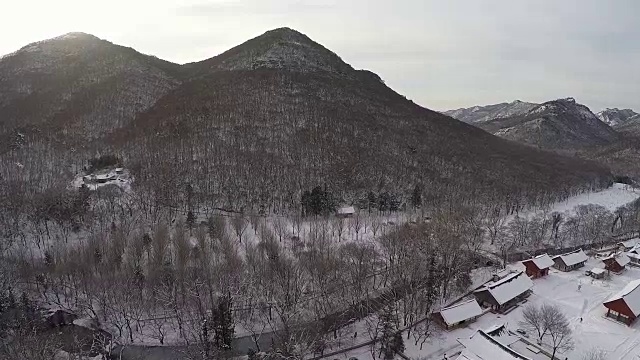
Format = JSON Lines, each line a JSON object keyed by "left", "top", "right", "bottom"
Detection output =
{"left": 70, "top": 167, "right": 133, "bottom": 192}
{"left": 521, "top": 183, "right": 640, "bottom": 219}
{"left": 335, "top": 257, "right": 640, "bottom": 360}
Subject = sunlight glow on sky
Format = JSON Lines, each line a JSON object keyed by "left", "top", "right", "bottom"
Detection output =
{"left": 1, "top": 0, "right": 639, "bottom": 112}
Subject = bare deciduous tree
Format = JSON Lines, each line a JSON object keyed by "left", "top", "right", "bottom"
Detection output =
{"left": 582, "top": 348, "right": 607, "bottom": 360}
{"left": 519, "top": 304, "right": 547, "bottom": 341}
{"left": 231, "top": 215, "right": 248, "bottom": 243}
{"left": 521, "top": 303, "right": 574, "bottom": 359}
{"left": 548, "top": 312, "right": 574, "bottom": 360}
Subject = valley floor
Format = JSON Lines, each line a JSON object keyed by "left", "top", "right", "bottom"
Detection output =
{"left": 517, "top": 182, "right": 639, "bottom": 218}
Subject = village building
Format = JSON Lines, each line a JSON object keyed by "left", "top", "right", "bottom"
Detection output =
{"left": 602, "top": 253, "right": 631, "bottom": 274}
{"left": 552, "top": 249, "right": 588, "bottom": 272}
{"left": 473, "top": 271, "right": 533, "bottom": 313}
{"left": 618, "top": 238, "right": 640, "bottom": 252}
{"left": 94, "top": 174, "right": 111, "bottom": 184}
{"left": 627, "top": 250, "right": 640, "bottom": 267}
{"left": 491, "top": 268, "right": 515, "bottom": 282}
{"left": 455, "top": 324, "right": 551, "bottom": 360}
{"left": 336, "top": 206, "right": 355, "bottom": 218}
{"left": 434, "top": 299, "right": 483, "bottom": 330}
{"left": 587, "top": 267, "right": 606, "bottom": 279}
{"left": 521, "top": 254, "right": 554, "bottom": 279}
{"left": 603, "top": 279, "right": 640, "bottom": 326}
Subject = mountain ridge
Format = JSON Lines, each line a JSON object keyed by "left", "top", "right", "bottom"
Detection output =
{"left": 476, "top": 97, "right": 620, "bottom": 150}
{"left": 185, "top": 27, "right": 355, "bottom": 78}
{"left": 443, "top": 100, "right": 537, "bottom": 123}
{"left": 0, "top": 29, "right": 613, "bottom": 210}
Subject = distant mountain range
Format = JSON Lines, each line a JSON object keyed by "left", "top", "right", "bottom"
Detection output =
{"left": 480, "top": 98, "right": 620, "bottom": 150}
{"left": 445, "top": 98, "right": 640, "bottom": 149}
{"left": 597, "top": 108, "right": 640, "bottom": 136}
{"left": 443, "top": 100, "right": 537, "bottom": 124}
{"left": 0, "top": 29, "right": 613, "bottom": 210}
{"left": 445, "top": 99, "right": 640, "bottom": 178}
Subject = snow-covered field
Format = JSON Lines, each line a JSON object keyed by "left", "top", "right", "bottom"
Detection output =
{"left": 522, "top": 183, "right": 640, "bottom": 219}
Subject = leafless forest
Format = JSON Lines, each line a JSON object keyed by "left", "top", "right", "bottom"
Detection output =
{"left": 1, "top": 29, "right": 639, "bottom": 359}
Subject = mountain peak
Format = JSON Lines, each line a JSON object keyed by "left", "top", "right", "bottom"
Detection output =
{"left": 558, "top": 97, "right": 576, "bottom": 103}
{"left": 597, "top": 107, "right": 640, "bottom": 128}
{"left": 263, "top": 27, "right": 307, "bottom": 39}
{"left": 9, "top": 32, "right": 107, "bottom": 57}
{"left": 52, "top": 32, "right": 100, "bottom": 41}
{"left": 189, "top": 27, "right": 354, "bottom": 75}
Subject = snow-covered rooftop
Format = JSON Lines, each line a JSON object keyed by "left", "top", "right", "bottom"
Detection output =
{"left": 604, "top": 253, "right": 630, "bottom": 267}
{"left": 591, "top": 267, "right": 606, "bottom": 275}
{"left": 523, "top": 254, "right": 554, "bottom": 269}
{"left": 475, "top": 272, "right": 533, "bottom": 305}
{"left": 553, "top": 249, "right": 588, "bottom": 266}
{"left": 337, "top": 206, "right": 355, "bottom": 215}
{"left": 455, "top": 350, "right": 483, "bottom": 360}
{"left": 620, "top": 238, "right": 640, "bottom": 249}
{"left": 605, "top": 279, "right": 640, "bottom": 316}
{"left": 439, "top": 299, "right": 483, "bottom": 326}
{"left": 457, "top": 329, "right": 533, "bottom": 360}
{"left": 627, "top": 251, "right": 640, "bottom": 260}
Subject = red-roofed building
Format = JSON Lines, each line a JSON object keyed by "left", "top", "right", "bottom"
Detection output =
{"left": 603, "top": 279, "right": 640, "bottom": 325}
{"left": 522, "top": 254, "right": 554, "bottom": 279}
{"left": 603, "top": 254, "right": 630, "bottom": 274}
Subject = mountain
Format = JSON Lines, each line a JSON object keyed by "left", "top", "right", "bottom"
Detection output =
{"left": 597, "top": 108, "right": 640, "bottom": 136}
{"left": 475, "top": 98, "right": 620, "bottom": 150}
{"left": 185, "top": 27, "right": 355, "bottom": 76}
{"left": 596, "top": 108, "right": 640, "bottom": 127}
{"left": 443, "top": 100, "right": 537, "bottom": 123}
{"left": 0, "top": 32, "right": 182, "bottom": 153}
{"left": 1, "top": 29, "right": 612, "bottom": 210}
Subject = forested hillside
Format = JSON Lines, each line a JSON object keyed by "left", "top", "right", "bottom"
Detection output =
{"left": 1, "top": 29, "right": 612, "bottom": 219}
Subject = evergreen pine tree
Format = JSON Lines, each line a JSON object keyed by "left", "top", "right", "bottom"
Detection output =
{"left": 367, "top": 191, "right": 377, "bottom": 212}
{"left": 392, "top": 331, "right": 405, "bottom": 355}
{"left": 211, "top": 295, "right": 234, "bottom": 349}
{"left": 186, "top": 211, "right": 196, "bottom": 231}
{"left": 378, "top": 305, "right": 399, "bottom": 360}
{"left": 411, "top": 183, "right": 423, "bottom": 209}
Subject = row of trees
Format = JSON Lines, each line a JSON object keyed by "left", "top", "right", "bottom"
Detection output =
{"left": 2, "top": 197, "right": 490, "bottom": 358}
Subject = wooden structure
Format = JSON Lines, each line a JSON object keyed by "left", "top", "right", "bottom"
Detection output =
{"left": 434, "top": 299, "right": 483, "bottom": 330}
{"left": 456, "top": 325, "right": 551, "bottom": 360}
{"left": 618, "top": 238, "right": 640, "bottom": 251}
{"left": 603, "top": 253, "right": 630, "bottom": 273}
{"left": 588, "top": 267, "right": 606, "bottom": 279}
{"left": 603, "top": 279, "right": 640, "bottom": 326}
{"left": 522, "top": 253, "right": 554, "bottom": 278}
{"left": 336, "top": 206, "right": 355, "bottom": 218}
{"left": 552, "top": 249, "right": 588, "bottom": 272}
{"left": 627, "top": 251, "right": 640, "bottom": 267}
{"left": 473, "top": 271, "right": 533, "bottom": 313}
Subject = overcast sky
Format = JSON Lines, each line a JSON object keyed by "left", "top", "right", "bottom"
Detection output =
{"left": 1, "top": 0, "right": 639, "bottom": 111}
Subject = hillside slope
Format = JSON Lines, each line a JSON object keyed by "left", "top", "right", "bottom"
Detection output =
{"left": 444, "top": 100, "right": 537, "bottom": 123}
{"left": 112, "top": 29, "right": 611, "bottom": 209}
{"left": 0, "top": 32, "right": 182, "bottom": 153}
{"left": 477, "top": 98, "right": 620, "bottom": 150}
{"left": 597, "top": 108, "right": 640, "bottom": 127}
{"left": 0, "top": 29, "right": 612, "bottom": 211}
